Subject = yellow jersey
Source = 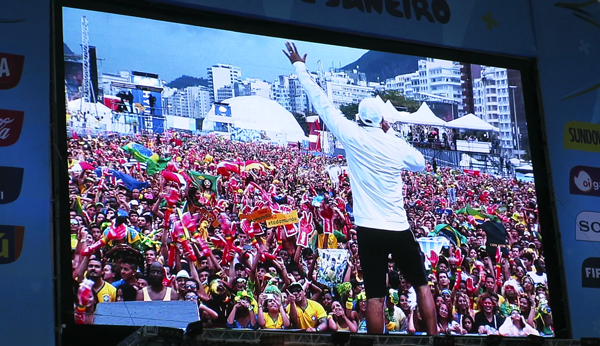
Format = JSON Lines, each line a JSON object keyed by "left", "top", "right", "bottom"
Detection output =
{"left": 287, "top": 299, "right": 327, "bottom": 329}
{"left": 263, "top": 312, "right": 285, "bottom": 329}
{"left": 96, "top": 282, "right": 117, "bottom": 303}
{"left": 317, "top": 234, "right": 338, "bottom": 249}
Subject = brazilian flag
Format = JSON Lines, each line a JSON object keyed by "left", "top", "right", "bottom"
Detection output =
{"left": 456, "top": 204, "right": 501, "bottom": 224}
{"left": 428, "top": 224, "right": 467, "bottom": 247}
{"left": 121, "top": 142, "right": 171, "bottom": 175}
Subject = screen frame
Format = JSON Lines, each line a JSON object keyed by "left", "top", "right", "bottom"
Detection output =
{"left": 51, "top": 0, "right": 570, "bottom": 343}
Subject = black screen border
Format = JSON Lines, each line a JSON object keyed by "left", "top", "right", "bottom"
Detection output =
{"left": 50, "top": 0, "right": 570, "bottom": 343}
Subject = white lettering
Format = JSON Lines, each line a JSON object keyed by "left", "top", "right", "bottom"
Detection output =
{"left": 0, "top": 58, "right": 10, "bottom": 77}
{"left": 585, "top": 267, "right": 600, "bottom": 278}
{"left": 0, "top": 117, "right": 14, "bottom": 139}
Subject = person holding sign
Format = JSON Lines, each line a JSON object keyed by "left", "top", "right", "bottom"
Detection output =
{"left": 284, "top": 42, "right": 436, "bottom": 335}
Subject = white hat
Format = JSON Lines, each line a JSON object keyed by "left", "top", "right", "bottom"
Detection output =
{"left": 176, "top": 270, "right": 190, "bottom": 279}
{"left": 357, "top": 98, "right": 383, "bottom": 127}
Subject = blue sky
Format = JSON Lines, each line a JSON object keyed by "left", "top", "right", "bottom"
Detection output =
{"left": 62, "top": 7, "right": 369, "bottom": 83}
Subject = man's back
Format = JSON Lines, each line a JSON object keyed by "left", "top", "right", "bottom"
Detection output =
{"left": 343, "top": 125, "right": 424, "bottom": 231}
{"left": 293, "top": 61, "right": 424, "bottom": 231}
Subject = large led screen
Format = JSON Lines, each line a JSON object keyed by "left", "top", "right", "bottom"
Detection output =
{"left": 62, "top": 7, "right": 552, "bottom": 337}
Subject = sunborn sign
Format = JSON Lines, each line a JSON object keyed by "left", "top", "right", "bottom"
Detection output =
{"left": 300, "top": 0, "right": 451, "bottom": 24}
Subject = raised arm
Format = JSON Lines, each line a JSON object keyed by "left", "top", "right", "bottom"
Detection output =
{"left": 284, "top": 42, "right": 358, "bottom": 144}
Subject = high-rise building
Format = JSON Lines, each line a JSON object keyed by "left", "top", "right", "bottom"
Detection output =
{"left": 507, "top": 69, "right": 528, "bottom": 157}
{"left": 234, "top": 78, "right": 271, "bottom": 99}
{"left": 271, "top": 74, "right": 315, "bottom": 115}
{"left": 385, "top": 58, "right": 462, "bottom": 115}
{"left": 472, "top": 66, "right": 514, "bottom": 155}
{"left": 459, "top": 63, "right": 482, "bottom": 116}
{"left": 207, "top": 64, "right": 241, "bottom": 103}
{"left": 163, "top": 85, "right": 212, "bottom": 118}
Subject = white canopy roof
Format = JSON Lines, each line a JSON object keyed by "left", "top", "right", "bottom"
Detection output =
{"left": 68, "top": 98, "right": 113, "bottom": 118}
{"left": 399, "top": 102, "right": 447, "bottom": 127}
{"left": 445, "top": 113, "right": 499, "bottom": 132}
{"left": 203, "top": 96, "right": 308, "bottom": 142}
{"left": 383, "top": 100, "right": 409, "bottom": 123}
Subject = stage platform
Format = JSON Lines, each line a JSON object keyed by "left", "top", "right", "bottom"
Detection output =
{"left": 117, "top": 326, "right": 581, "bottom": 346}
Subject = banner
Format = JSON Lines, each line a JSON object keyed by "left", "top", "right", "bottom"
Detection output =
{"left": 240, "top": 208, "right": 273, "bottom": 222}
{"left": 532, "top": 0, "right": 600, "bottom": 338}
{"left": 0, "top": 0, "right": 53, "bottom": 344}
{"left": 266, "top": 210, "right": 299, "bottom": 228}
{"left": 316, "top": 248, "right": 349, "bottom": 288}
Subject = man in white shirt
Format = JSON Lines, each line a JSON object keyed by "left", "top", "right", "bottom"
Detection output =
{"left": 527, "top": 259, "right": 548, "bottom": 286}
{"left": 284, "top": 42, "right": 436, "bottom": 335}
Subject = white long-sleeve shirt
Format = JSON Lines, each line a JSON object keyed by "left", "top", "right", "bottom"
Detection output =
{"left": 294, "top": 62, "right": 425, "bottom": 231}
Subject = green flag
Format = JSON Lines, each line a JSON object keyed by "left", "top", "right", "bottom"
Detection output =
{"left": 188, "top": 170, "right": 219, "bottom": 196}
{"left": 456, "top": 204, "right": 502, "bottom": 224}
{"left": 146, "top": 158, "right": 171, "bottom": 176}
{"left": 429, "top": 224, "right": 468, "bottom": 247}
{"left": 121, "top": 142, "right": 171, "bottom": 175}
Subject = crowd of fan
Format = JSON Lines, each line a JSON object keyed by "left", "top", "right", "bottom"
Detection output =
{"left": 70, "top": 131, "right": 551, "bottom": 336}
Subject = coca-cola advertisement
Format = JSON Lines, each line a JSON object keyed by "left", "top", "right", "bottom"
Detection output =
{"left": 0, "top": 109, "right": 24, "bottom": 147}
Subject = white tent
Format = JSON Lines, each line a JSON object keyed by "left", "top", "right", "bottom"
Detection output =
{"left": 68, "top": 98, "right": 113, "bottom": 119}
{"left": 445, "top": 113, "right": 499, "bottom": 132}
{"left": 202, "top": 96, "right": 308, "bottom": 143}
{"left": 515, "top": 164, "right": 533, "bottom": 172}
{"left": 67, "top": 98, "right": 114, "bottom": 129}
{"left": 399, "top": 102, "right": 447, "bottom": 127}
{"left": 383, "top": 100, "right": 409, "bottom": 123}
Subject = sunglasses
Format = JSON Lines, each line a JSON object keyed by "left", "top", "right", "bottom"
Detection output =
{"left": 185, "top": 284, "right": 197, "bottom": 289}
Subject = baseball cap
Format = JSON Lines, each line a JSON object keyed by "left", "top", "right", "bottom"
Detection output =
{"left": 176, "top": 270, "right": 190, "bottom": 279}
{"left": 357, "top": 98, "right": 383, "bottom": 127}
{"left": 288, "top": 282, "right": 303, "bottom": 292}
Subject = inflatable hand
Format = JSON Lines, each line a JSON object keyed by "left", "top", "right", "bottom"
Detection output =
{"left": 428, "top": 250, "right": 439, "bottom": 268}
{"left": 495, "top": 246, "right": 502, "bottom": 264}
{"left": 466, "top": 276, "right": 476, "bottom": 295}
{"left": 195, "top": 237, "right": 212, "bottom": 257}
{"left": 241, "top": 219, "right": 260, "bottom": 249}
{"left": 75, "top": 279, "right": 95, "bottom": 324}
{"left": 260, "top": 252, "right": 277, "bottom": 262}
{"left": 162, "top": 267, "right": 175, "bottom": 287}
{"left": 107, "top": 223, "right": 127, "bottom": 241}
{"left": 219, "top": 213, "right": 233, "bottom": 237}
{"left": 215, "top": 199, "right": 228, "bottom": 212}
{"left": 335, "top": 197, "right": 346, "bottom": 211}
{"left": 320, "top": 205, "right": 335, "bottom": 235}
{"left": 467, "top": 215, "right": 475, "bottom": 224}
{"left": 81, "top": 223, "right": 127, "bottom": 256}
{"left": 172, "top": 220, "right": 196, "bottom": 261}
{"left": 165, "top": 188, "right": 180, "bottom": 207}
{"left": 453, "top": 269, "right": 462, "bottom": 290}
{"left": 274, "top": 227, "right": 284, "bottom": 254}
{"left": 181, "top": 212, "right": 199, "bottom": 234}
{"left": 455, "top": 249, "right": 464, "bottom": 267}
{"left": 77, "top": 279, "right": 94, "bottom": 307}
